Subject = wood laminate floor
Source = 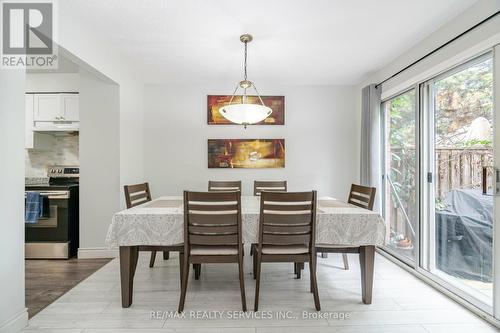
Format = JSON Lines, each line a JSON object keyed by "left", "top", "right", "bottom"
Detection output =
{"left": 23, "top": 251, "right": 499, "bottom": 332}
{"left": 26, "top": 258, "right": 112, "bottom": 318}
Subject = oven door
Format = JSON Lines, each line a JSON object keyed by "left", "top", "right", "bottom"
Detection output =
{"left": 25, "top": 190, "right": 70, "bottom": 258}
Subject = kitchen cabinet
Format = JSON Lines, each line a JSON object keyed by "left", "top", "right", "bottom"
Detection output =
{"left": 61, "top": 94, "right": 79, "bottom": 121}
{"left": 34, "top": 94, "right": 60, "bottom": 121}
{"left": 33, "top": 93, "right": 79, "bottom": 122}
{"left": 28, "top": 93, "right": 79, "bottom": 132}
{"left": 25, "top": 93, "right": 79, "bottom": 148}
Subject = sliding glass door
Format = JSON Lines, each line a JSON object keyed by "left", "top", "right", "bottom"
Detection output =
{"left": 382, "top": 90, "right": 417, "bottom": 263}
{"left": 381, "top": 51, "right": 495, "bottom": 310}
{"left": 423, "top": 53, "right": 494, "bottom": 307}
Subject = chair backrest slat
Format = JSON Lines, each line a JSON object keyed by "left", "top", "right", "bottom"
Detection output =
{"left": 262, "top": 233, "right": 310, "bottom": 245}
{"left": 259, "top": 213, "right": 311, "bottom": 226}
{"left": 124, "top": 182, "right": 152, "bottom": 208}
{"left": 263, "top": 224, "right": 311, "bottom": 234}
{"left": 254, "top": 180, "right": 287, "bottom": 196}
{"left": 188, "top": 213, "right": 238, "bottom": 225}
{"left": 258, "top": 191, "right": 316, "bottom": 247}
{"left": 184, "top": 191, "right": 242, "bottom": 248}
{"left": 189, "top": 234, "right": 238, "bottom": 245}
{"left": 347, "top": 184, "right": 376, "bottom": 211}
{"left": 208, "top": 181, "right": 241, "bottom": 192}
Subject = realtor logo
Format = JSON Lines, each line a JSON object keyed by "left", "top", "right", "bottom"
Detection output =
{"left": 1, "top": 0, "right": 57, "bottom": 69}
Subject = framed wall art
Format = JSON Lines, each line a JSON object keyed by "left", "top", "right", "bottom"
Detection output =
{"left": 208, "top": 139, "right": 285, "bottom": 168}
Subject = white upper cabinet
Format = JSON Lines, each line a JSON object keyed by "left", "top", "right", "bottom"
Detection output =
{"left": 34, "top": 94, "right": 61, "bottom": 121}
{"left": 33, "top": 93, "right": 79, "bottom": 122}
{"left": 61, "top": 94, "right": 79, "bottom": 121}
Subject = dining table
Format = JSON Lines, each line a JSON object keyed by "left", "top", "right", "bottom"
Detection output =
{"left": 106, "top": 196, "right": 386, "bottom": 308}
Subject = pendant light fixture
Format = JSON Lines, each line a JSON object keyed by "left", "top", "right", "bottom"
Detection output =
{"left": 219, "top": 34, "right": 272, "bottom": 129}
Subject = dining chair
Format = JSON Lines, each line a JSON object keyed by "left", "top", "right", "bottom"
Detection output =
{"left": 250, "top": 181, "right": 289, "bottom": 259}
{"left": 253, "top": 180, "right": 287, "bottom": 196}
{"left": 178, "top": 190, "right": 246, "bottom": 312}
{"left": 316, "top": 184, "right": 376, "bottom": 270}
{"left": 123, "top": 183, "right": 182, "bottom": 268}
{"left": 196, "top": 180, "right": 242, "bottom": 278}
{"left": 208, "top": 180, "right": 241, "bottom": 192}
{"left": 252, "top": 191, "right": 320, "bottom": 311}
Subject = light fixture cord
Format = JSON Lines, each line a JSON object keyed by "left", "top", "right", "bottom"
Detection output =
{"left": 243, "top": 41, "right": 248, "bottom": 103}
{"left": 244, "top": 41, "right": 248, "bottom": 81}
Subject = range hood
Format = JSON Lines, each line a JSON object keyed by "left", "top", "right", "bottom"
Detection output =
{"left": 33, "top": 121, "right": 79, "bottom": 132}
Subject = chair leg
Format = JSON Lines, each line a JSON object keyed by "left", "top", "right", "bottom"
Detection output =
{"left": 149, "top": 250, "right": 157, "bottom": 268}
{"left": 296, "top": 262, "right": 303, "bottom": 279}
{"left": 254, "top": 253, "right": 262, "bottom": 311}
{"left": 253, "top": 250, "right": 257, "bottom": 279}
{"left": 310, "top": 253, "right": 321, "bottom": 311}
{"left": 342, "top": 253, "right": 349, "bottom": 270}
{"left": 193, "top": 264, "right": 201, "bottom": 280}
{"left": 178, "top": 256, "right": 190, "bottom": 313}
{"left": 163, "top": 251, "right": 170, "bottom": 260}
{"left": 178, "top": 252, "right": 184, "bottom": 288}
{"left": 238, "top": 254, "right": 247, "bottom": 311}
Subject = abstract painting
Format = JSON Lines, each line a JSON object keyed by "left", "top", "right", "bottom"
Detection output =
{"left": 208, "top": 139, "right": 285, "bottom": 168}
{"left": 207, "top": 95, "right": 285, "bottom": 125}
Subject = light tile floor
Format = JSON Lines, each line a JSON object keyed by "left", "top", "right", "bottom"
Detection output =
{"left": 23, "top": 250, "right": 499, "bottom": 332}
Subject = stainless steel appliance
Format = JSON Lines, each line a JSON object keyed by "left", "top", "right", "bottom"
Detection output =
{"left": 25, "top": 166, "right": 79, "bottom": 259}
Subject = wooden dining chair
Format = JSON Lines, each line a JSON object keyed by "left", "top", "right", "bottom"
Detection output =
{"left": 178, "top": 190, "right": 246, "bottom": 312}
{"left": 317, "top": 184, "right": 376, "bottom": 270}
{"left": 250, "top": 181, "right": 288, "bottom": 257}
{"left": 252, "top": 191, "right": 320, "bottom": 311}
{"left": 208, "top": 180, "right": 241, "bottom": 192}
{"left": 253, "top": 180, "right": 287, "bottom": 196}
{"left": 124, "top": 183, "right": 181, "bottom": 268}
{"left": 196, "top": 180, "right": 242, "bottom": 278}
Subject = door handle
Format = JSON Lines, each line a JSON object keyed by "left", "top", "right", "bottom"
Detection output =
{"left": 427, "top": 172, "right": 433, "bottom": 183}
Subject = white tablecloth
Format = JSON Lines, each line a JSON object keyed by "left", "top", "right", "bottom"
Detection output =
{"left": 105, "top": 196, "right": 386, "bottom": 247}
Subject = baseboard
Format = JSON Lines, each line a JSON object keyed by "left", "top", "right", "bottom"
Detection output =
{"left": 0, "top": 308, "right": 28, "bottom": 333}
{"left": 78, "top": 247, "right": 118, "bottom": 259}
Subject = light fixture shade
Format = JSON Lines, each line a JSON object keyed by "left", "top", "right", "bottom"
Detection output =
{"left": 220, "top": 103, "right": 272, "bottom": 126}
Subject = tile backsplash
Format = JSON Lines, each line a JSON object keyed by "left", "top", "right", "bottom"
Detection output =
{"left": 25, "top": 134, "right": 79, "bottom": 177}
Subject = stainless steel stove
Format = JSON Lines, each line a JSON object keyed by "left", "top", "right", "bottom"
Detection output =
{"left": 25, "top": 166, "right": 79, "bottom": 259}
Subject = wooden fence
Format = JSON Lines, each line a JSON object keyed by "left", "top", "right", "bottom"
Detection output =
{"left": 386, "top": 147, "right": 492, "bottom": 244}
{"left": 435, "top": 148, "right": 493, "bottom": 199}
{"left": 389, "top": 147, "right": 493, "bottom": 199}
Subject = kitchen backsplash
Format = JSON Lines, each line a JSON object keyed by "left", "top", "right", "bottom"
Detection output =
{"left": 25, "top": 134, "right": 79, "bottom": 177}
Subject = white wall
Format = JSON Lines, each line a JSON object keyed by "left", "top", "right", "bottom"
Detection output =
{"left": 0, "top": 70, "right": 28, "bottom": 331}
{"left": 52, "top": 5, "right": 145, "bottom": 256}
{"left": 25, "top": 73, "right": 79, "bottom": 93}
{"left": 56, "top": 4, "right": 145, "bottom": 192}
{"left": 144, "top": 84, "right": 357, "bottom": 197}
{"left": 78, "top": 70, "right": 120, "bottom": 252}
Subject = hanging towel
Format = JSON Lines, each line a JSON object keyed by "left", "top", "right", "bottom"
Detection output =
{"left": 25, "top": 192, "right": 43, "bottom": 224}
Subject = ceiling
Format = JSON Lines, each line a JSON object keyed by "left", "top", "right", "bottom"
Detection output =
{"left": 64, "top": 0, "right": 477, "bottom": 85}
